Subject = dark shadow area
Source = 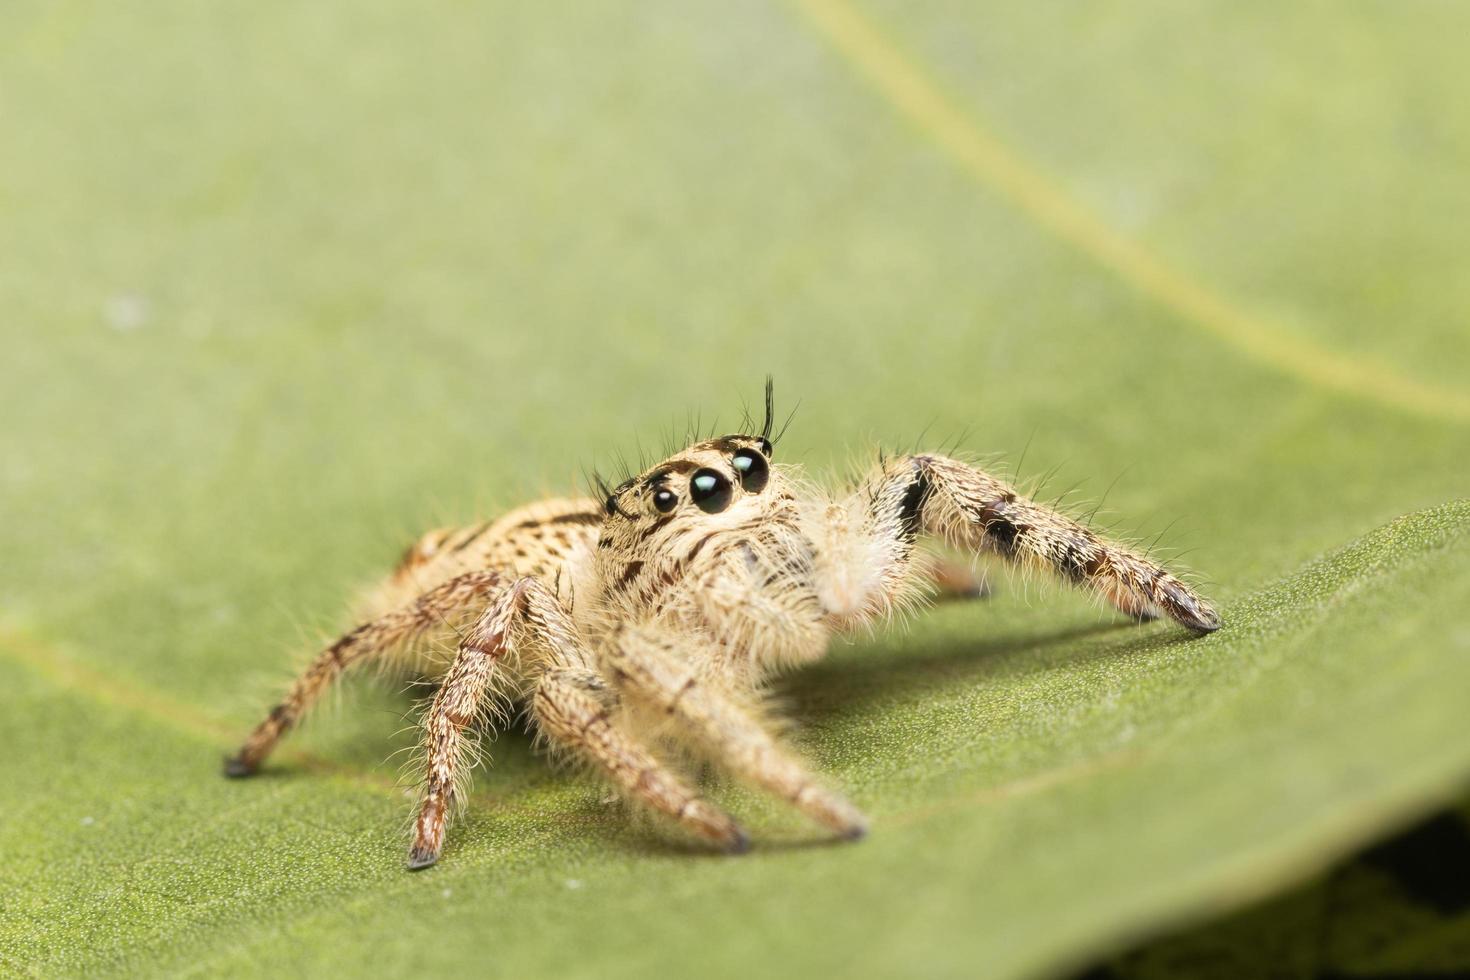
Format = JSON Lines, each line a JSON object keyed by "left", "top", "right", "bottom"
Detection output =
{"left": 1073, "top": 799, "right": 1470, "bottom": 980}
{"left": 779, "top": 617, "right": 1184, "bottom": 722}
{"left": 1358, "top": 812, "right": 1470, "bottom": 916}
{"left": 586, "top": 802, "right": 865, "bottom": 860}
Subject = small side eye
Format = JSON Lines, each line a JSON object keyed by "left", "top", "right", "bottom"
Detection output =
{"left": 653, "top": 488, "right": 678, "bottom": 513}
{"left": 758, "top": 438, "right": 773, "bottom": 457}
{"left": 689, "top": 469, "right": 733, "bottom": 514}
{"left": 731, "top": 449, "right": 769, "bottom": 493}
{"left": 604, "top": 479, "right": 637, "bottom": 518}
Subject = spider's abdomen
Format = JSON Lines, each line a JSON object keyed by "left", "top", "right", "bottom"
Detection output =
{"left": 368, "top": 498, "right": 603, "bottom": 619}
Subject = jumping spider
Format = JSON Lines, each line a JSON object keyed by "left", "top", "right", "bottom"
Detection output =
{"left": 225, "top": 383, "right": 1219, "bottom": 869}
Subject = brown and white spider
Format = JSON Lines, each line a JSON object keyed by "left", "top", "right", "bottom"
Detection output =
{"left": 225, "top": 383, "right": 1219, "bottom": 869}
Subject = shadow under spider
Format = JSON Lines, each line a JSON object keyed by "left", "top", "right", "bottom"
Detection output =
{"left": 341, "top": 614, "right": 1177, "bottom": 787}
{"left": 776, "top": 616, "right": 1157, "bottom": 724}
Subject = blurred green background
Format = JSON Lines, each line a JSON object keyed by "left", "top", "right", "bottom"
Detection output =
{"left": 2, "top": 1, "right": 1467, "bottom": 976}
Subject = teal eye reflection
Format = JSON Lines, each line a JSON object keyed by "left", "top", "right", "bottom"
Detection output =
{"left": 731, "top": 449, "right": 769, "bottom": 493}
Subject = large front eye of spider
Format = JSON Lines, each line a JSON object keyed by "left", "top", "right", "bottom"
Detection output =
{"left": 730, "top": 448, "right": 769, "bottom": 493}
{"left": 689, "top": 469, "right": 733, "bottom": 514}
{"left": 652, "top": 487, "right": 678, "bottom": 513}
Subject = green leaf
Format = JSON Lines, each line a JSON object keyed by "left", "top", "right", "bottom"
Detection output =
{"left": 2, "top": 1, "right": 1468, "bottom": 977}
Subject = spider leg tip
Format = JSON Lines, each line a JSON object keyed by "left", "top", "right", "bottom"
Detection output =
{"left": 405, "top": 847, "right": 440, "bottom": 871}
{"left": 1189, "top": 613, "right": 1222, "bottom": 634}
{"left": 1177, "top": 602, "right": 1221, "bottom": 634}
{"left": 1158, "top": 581, "right": 1222, "bottom": 634}
{"left": 222, "top": 755, "right": 256, "bottom": 779}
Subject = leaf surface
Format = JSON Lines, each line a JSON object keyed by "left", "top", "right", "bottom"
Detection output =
{"left": 2, "top": 1, "right": 1468, "bottom": 976}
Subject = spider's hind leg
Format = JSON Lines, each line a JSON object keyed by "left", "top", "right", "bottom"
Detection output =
{"left": 224, "top": 568, "right": 508, "bottom": 777}
{"left": 923, "top": 551, "right": 992, "bottom": 601}
{"left": 408, "top": 578, "right": 530, "bottom": 869}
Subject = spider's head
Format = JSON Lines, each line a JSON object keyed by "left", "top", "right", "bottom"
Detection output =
{"left": 597, "top": 432, "right": 781, "bottom": 529}
{"left": 591, "top": 378, "right": 796, "bottom": 563}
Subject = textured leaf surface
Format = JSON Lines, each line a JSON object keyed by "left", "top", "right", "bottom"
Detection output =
{"left": 2, "top": 1, "right": 1468, "bottom": 977}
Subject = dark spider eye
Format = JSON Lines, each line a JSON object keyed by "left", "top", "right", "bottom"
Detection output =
{"left": 689, "top": 469, "right": 732, "bottom": 514}
{"left": 653, "top": 488, "right": 678, "bottom": 513}
{"left": 731, "top": 449, "right": 769, "bottom": 493}
{"left": 603, "top": 479, "right": 636, "bottom": 518}
{"left": 758, "top": 438, "right": 773, "bottom": 457}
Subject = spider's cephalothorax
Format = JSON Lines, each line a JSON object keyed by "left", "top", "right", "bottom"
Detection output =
{"left": 225, "top": 383, "right": 1220, "bottom": 869}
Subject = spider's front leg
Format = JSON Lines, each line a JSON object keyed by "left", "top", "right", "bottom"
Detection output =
{"left": 865, "top": 454, "right": 1220, "bottom": 632}
{"left": 410, "top": 579, "right": 745, "bottom": 868}
{"left": 533, "top": 667, "right": 749, "bottom": 853}
{"left": 604, "top": 625, "right": 868, "bottom": 842}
